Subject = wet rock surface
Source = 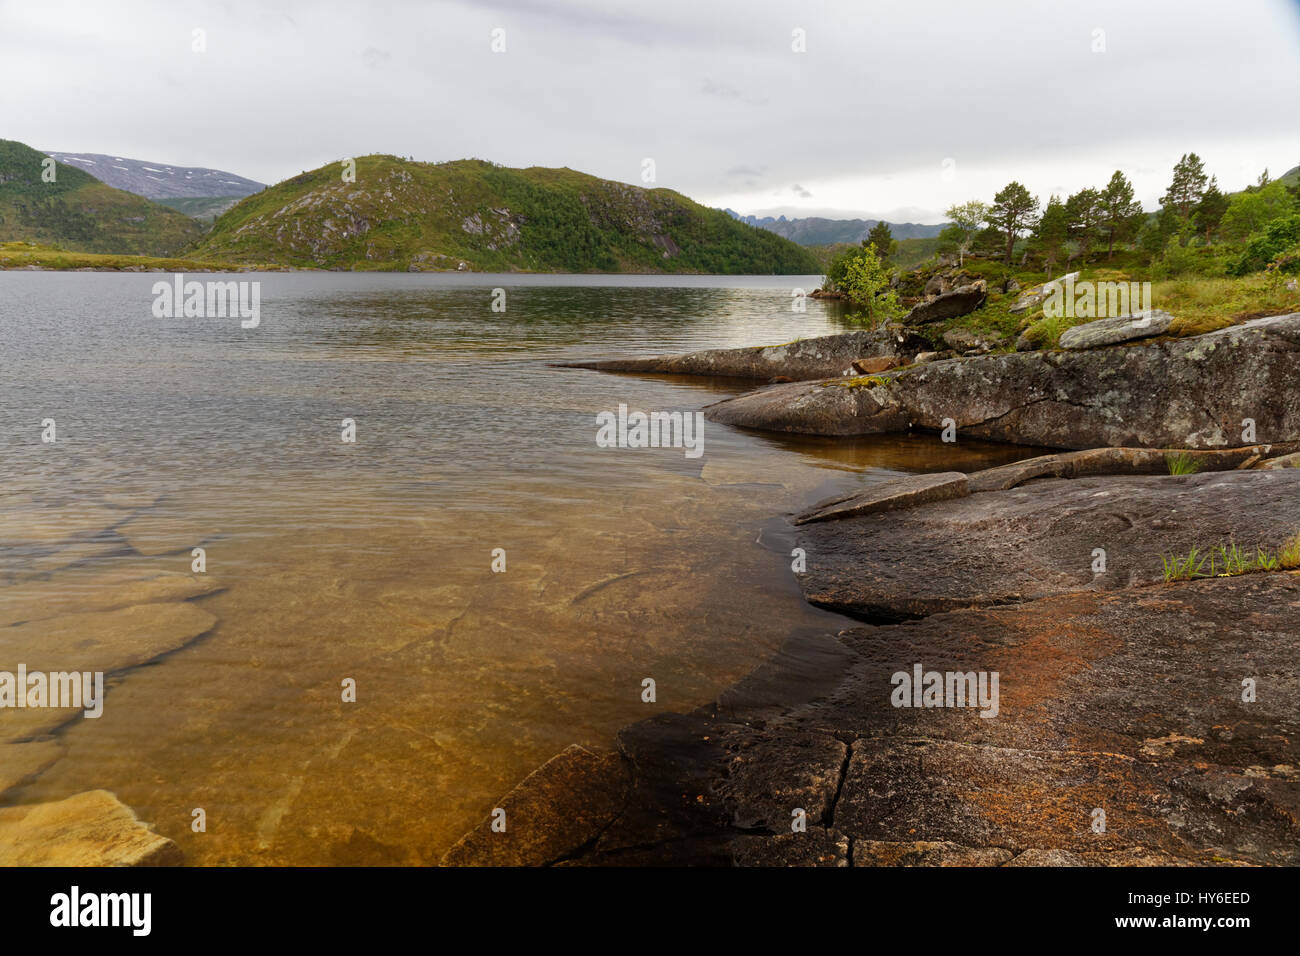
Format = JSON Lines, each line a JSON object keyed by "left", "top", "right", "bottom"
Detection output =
{"left": 797, "top": 469, "right": 1300, "bottom": 620}
{"left": 705, "top": 313, "right": 1300, "bottom": 448}
{"left": 557, "top": 327, "right": 923, "bottom": 382}
{"left": 447, "top": 467, "right": 1300, "bottom": 866}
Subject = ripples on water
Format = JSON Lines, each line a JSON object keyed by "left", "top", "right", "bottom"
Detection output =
{"left": 0, "top": 273, "right": 1038, "bottom": 864}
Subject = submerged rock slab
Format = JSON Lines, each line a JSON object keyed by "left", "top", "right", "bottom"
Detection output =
{"left": 797, "top": 469, "right": 1300, "bottom": 620}
{"left": 117, "top": 515, "right": 211, "bottom": 556}
{"left": 705, "top": 312, "right": 1300, "bottom": 448}
{"left": 0, "top": 567, "right": 221, "bottom": 627}
{"left": 0, "top": 790, "right": 180, "bottom": 866}
{"left": 1, "top": 602, "right": 217, "bottom": 739}
{"left": 439, "top": 745, "right": 629, "bottom": 867}
{"left": 0, "top": 740, "right": 62, "bottom": 793}
{"left": 0, "top": 503, "right": 122, "bottom": 546}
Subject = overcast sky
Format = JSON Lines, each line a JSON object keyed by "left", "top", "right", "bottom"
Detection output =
{"left": 3, "top": 0, "right": 1298, "bottom": 223}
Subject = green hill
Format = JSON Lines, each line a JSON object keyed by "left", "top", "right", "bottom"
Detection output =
{"left": 157, "top": 195, "right": 244, "bottom": 223}
{"left": 192, "top": 156, "right": 821, "bottom": 273}
{"left": 0, "top": 139, "right": 202, "bottom": 255}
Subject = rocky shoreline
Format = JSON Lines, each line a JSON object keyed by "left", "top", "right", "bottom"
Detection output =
{"left": 452, "top": 311, "right": 1300, "bottom": 866}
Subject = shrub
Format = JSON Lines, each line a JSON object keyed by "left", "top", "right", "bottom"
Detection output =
{"left": 1229, "top": 214, "right": 1300, "bottom": 275}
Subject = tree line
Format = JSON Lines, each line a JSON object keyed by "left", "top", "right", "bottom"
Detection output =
{"left": 938, "top": 154, "right": 1300, "bottom": 278}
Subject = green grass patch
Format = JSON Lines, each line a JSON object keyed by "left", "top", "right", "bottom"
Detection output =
{"left": 1161, "top": 536, "right": 1300, "bottom": 583}
{"left": 1165, "top": 451, "right": 1202, "bottom": 475}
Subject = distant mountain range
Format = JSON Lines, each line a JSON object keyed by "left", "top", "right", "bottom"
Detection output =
{"left": 724, "top": 210, "right": 947, "bottom": 246}
{"left": 42, "top": 152, "right": 265, "bottom": 222}
{"left": 43, "top": 151, "right": 264, "bottom": 200}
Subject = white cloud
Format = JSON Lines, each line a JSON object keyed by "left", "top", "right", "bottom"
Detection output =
{"left": 1, "top": 0, "right": 1297, "bottom": 220}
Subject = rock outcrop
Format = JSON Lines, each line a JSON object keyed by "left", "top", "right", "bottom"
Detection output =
{"left": 796, "top": 468, "right": 1300, "bottom": 621}
{"left": 557, "top": 328, "right": 913, "bottom": 383}
{"left": 705, "top": 313, "right": 1300, "bottom": 448}
{"left": 1010, "top": 272, "right": 1079, "bottom": 312}
{"left": 443, "top": 466, "right": 1300, "bottom": 866}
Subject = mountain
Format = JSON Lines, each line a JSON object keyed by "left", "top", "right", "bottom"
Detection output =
{"left": 0, "top": 139, "right": 203, "bottom": 255}
{"left": 724, "top": 210, "right": 947, "bottom": 246}
{"left": 192, "top": 156, "right": 822, "bottom": 273}
{"left": 43, "top": 151, "right": 264, "bottom": 201}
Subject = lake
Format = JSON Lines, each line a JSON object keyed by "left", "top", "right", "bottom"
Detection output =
{"left": 0, "top": 272, "right": 1036, "bottom": 864}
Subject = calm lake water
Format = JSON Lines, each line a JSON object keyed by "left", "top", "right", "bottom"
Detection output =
{"left": 0, "top": 272, "right": 1036, "bottom": 864}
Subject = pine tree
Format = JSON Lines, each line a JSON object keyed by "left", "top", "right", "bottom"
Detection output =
{"left": 1160, "top": 153, "right": 1209, "bottom": 223}
{"left": 1099, "top": 170, "right": 1144, "bottom": 258}
{"left": 987, "top": 182, "right": 1039, "bottom": 265}
{"left": 1065, "top": 188, "right": 1103, "bottom": 265}
{"left": 865, "top": 220, "right": 896, "bottom": 262}
{"left": 1033, "top": 195, "right": 1070, "bottom": 279}
{"left": 1195, "top": 177, "right": 1229, "bottom": 243}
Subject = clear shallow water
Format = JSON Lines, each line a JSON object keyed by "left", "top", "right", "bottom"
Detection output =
{"left": 0, "top": 272, "right": 1038, "bottom": 864}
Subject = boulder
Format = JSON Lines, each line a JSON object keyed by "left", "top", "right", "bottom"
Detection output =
{"left": 0, "top": 790, "right": 181, "bottom": 866}
{"left": 1010, "top": 271, "right": 1079, "bottom": 312}
{"left": 942, "top": 328, "right": 998, "bottom": 352}
{"left": 1058, "top": 310, "right": 1174, "bottom": 350}
{"left": 705, "top": 313, "right": 1300, "bottom": 449}
{"left": 902, "top": 280, "right": 987, "bottom": 325}
{"left": 851, "top": 356, "right": 899, "bottom": 374}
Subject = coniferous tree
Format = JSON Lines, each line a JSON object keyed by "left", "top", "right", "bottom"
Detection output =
{"left": 1160, "top": 153, "right": 1209, "bottom": 224}
{"left": 865, "top": 220, "right": 896, "bottom": 262}
{"left": 1065, "top": 188, "right": 1103, "bottom": 264}
{"left": 987, "top": 182, "right": 1039, "bottom": 265}
{"left": 1033, "top": 195, "right": 1070, "bottom": 279}
{"left": 1099, "top": 170, "right": 1144, "bottom": 258}
{"left": 1195, "top": 177, "right": 1229, "bottom": 243}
